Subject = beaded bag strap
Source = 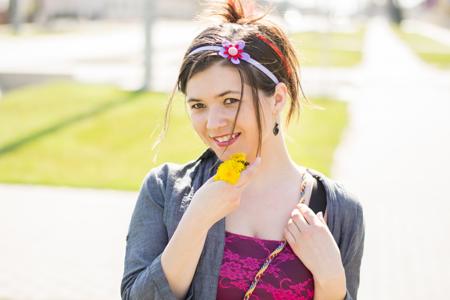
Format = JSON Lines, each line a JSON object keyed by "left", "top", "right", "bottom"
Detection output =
{"left": 243, "top": 171, "right": 315, "bottom": 300}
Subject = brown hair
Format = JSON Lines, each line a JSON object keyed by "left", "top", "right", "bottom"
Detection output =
{"left": 152, "top": 0, "right": 313, "bottom": 166}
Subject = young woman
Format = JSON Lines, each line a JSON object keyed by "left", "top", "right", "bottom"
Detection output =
{"left": 121, "top": 1, "right": 365, "bottom": 299}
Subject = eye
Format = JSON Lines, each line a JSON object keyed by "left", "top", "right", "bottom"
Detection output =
{"left": 224, "top": 98, "right": 240, "bottom": 105}
{"left": 190, "top": 98, "right": 239, "bottom": 110}
{"left": 191, "top": 103, "right": 205, "bottom": 110}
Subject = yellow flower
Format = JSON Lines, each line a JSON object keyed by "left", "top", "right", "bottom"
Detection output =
{"left": 214, "top": 152, "right": 249, "bottom": 185}
{"left": 230, "top": 153, "right": 246, "bottom": 162}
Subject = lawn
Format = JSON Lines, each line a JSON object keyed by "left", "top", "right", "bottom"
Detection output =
{"left": 0, "top": 81, "right": 348, "bottom": 190}
{"left": 290, "top": 26, "right": 366, "bottom": 67}
{"left": 392, "top": 24, "right": 450, "bottom": 69}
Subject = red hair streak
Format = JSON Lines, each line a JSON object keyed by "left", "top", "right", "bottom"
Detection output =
{"left": 255, "top": 33, "right": 292, "bottom": 78}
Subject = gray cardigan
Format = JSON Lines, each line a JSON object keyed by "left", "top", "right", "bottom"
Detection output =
{"left": 121, "top": 148, "right": 365, "bottom": 300}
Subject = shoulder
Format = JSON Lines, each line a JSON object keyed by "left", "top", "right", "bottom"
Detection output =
{"left": 143, "top": 160, "right": 196, "bottom": 187}
{"left": 327, "top": 176, "right": 364, "bottom": 219}
{"left": 307, "top": 168, "right": 364, "bottom": 226}
{"left": 140, "top": 158, "right": 201, "bottom": 207}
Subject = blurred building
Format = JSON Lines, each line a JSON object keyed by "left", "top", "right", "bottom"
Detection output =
{"left": 416, "top": 0, "right": 450, "bottom": 27}
{"left": 0, "top": 0, "right": 200, "bottom": 24}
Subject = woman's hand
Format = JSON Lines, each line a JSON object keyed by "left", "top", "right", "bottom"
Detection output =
{"left": 187, "top": 157, "right": 262, "bottom": 230}
{"left": 284, "top": 203, "right": 346, "bottom": 287}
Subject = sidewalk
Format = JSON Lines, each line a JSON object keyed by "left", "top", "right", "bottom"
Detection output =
{"left": 0, "top": 184, "right": 137, "bottom": 300}
{"left": 332, "top": 17, "right": 450, "bottom": 300}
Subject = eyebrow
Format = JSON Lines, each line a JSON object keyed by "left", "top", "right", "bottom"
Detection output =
{"left": 186, "top": 90, "right": 240, "bottom": 103}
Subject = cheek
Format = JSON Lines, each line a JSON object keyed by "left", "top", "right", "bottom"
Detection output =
{"left": 260, "top": 102, "right": 274, "bottom": 135}
{"left": 191, "top": 119, "right": 210, "bottom": 145}
{"left": 190, "top": 114, "right": 204, "bottom": 131}
{"left": 189, "top": 115, "right": 208, "bottom": 143}
{"left": 248, "top": 109, "right": 270, "bottom": 137}
{"left": 238, "top": 104, "right": 265, "bottom": 138}
{"left": 262, "top": 114, "right": 273, "bottom": 136}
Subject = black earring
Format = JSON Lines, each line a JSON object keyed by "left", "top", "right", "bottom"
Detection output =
{"left": 273, "top": 122, "right": 279, "bottom": 136}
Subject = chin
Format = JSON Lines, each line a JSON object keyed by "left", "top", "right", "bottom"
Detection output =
{"left": 220, "top": 148, "right": 252, "bottom": 160}
{"left": 211, "top": 148, "right": 233, "bottom": 160}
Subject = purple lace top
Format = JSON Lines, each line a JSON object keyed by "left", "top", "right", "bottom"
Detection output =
{"left": 216, "top": 230, "right": 315, "bottom": 300}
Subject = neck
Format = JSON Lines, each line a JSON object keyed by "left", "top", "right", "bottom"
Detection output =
{"left": 246, "top": 131, "right": 306, "bottom": 193}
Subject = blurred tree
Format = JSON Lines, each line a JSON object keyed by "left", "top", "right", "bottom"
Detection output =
{"left": 387, "top": 0, "right": 403, "bottom": 24}
{"left": 8, "top": 0, "right": 20, "bottom": 33}
{"left": 143, "top": 0, "right": 156, "bottom": 91}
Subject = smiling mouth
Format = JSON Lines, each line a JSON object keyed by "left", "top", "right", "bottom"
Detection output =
{"left": 212, "top": 133, "right": 241, "bottom": 147}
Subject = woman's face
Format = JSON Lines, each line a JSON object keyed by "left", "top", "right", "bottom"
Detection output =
{"left": 185, "top": 61, "right": 274, "bottom": 162}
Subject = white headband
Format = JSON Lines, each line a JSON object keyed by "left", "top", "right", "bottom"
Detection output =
{"left": 187, "top": 39, "right": 279, "bottom": 84}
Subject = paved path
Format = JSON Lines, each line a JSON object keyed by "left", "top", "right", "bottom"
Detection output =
{"left": 0, "top": 184, "right": 137, "bottom": 300}
{"left": 332, "top": 17, "right": 450, "bottom": 300}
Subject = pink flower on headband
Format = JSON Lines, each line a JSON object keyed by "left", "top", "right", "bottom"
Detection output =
{"left": 218, "top": 39, "right": 250, "bottom": 64}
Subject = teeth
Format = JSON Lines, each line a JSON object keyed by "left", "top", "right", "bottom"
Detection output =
{"left": 215, "top": 133, "right": 239, "bottom": 143}
{"left": 216, "top": 136, "right": 229, "bottom": 142}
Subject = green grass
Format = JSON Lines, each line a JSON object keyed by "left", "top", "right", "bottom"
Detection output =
{"left": 0, "top": 81, "right": 130, "bottom": 146}
{"left": 290, "top": 26, "right": 366, "bottom": 67}
{"left": 285, "top": 99, "right": 347, "bottom": 175}
{"left": 0, "top": 81, "right": 348, "bottom": 190}
{"left": 392, "top": 24, "right": 450, "bottom": 68}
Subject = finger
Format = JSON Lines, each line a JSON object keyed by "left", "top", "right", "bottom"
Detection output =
{"left": 283, "top": 219, "right": 299, "bottom": 244}
{"left": 235, "top": 157, "right": 261, "bottom": 189}
{"left": 283, "top": 227, "right": 296, "bottom": 245}
{"left": 290, "top": 208, "right": 309, "bottom": 232}
{"left": 286, "top": 217, "right": 301, "bottom": 241}
{"left": 317, "top": 211, "right": 326, "bottom": 225}
{"left": 297, "top": 203, "right": 322, "bottom": 226}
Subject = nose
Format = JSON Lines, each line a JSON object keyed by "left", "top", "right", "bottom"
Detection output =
{"left": 207, "top": 106, "right": 230, "bottom": 132}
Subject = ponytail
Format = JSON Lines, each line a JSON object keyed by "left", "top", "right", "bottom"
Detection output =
{"left": 199, "top": 0, "right": 272, "bottom": 25}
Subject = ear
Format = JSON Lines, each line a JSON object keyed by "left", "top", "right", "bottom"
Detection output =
{"left": 272, "top": 82, "right": 288, "bottom": 116}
